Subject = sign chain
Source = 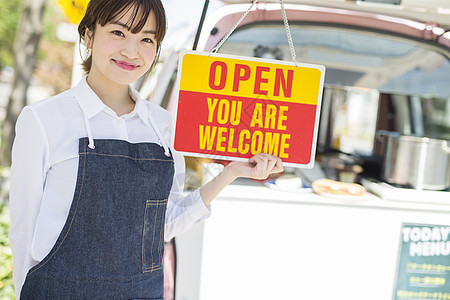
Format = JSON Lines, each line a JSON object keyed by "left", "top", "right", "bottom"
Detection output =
{"left": 210, "top": 0, "right": 298, "bottom": 65}
{"left": 280, "top": 0, "right": 298, "bottom": 65}
{"left": 211, "top": 0, "right": 260, "bottom": 54}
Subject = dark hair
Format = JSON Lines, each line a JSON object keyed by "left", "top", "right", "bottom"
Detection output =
{"left": 78, "top": 0, "right": 166, "bottom": 74}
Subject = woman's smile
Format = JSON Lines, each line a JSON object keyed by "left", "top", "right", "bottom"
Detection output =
{"left": 84, "top": 7, "right": 158, "bottom": 87}
{"left": 113, "top": 59, "right": 138, "bottom": 71}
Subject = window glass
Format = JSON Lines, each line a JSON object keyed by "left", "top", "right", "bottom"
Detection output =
{"left": 218, "top": 24, "right": 450, "bottom": 145}
{"left": 219, "top": 24, "right": 450, "bottom": 98}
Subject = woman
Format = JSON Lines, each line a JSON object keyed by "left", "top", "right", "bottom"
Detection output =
{"left": 9, "top": 0, "right": 283, "bottom": 298}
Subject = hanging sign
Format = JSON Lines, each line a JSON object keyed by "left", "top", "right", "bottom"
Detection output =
{"left": 393, "top": 223, "right": 450, "bottom": 300}
{"left": 172, "top": 50, "right": 325, "bottom": 168}
{"left": 57, "top": 0, "right": 89, "bottom": 24}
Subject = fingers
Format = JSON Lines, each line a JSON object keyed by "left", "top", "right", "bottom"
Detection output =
{"left": 273, "top": 156, "right": 284, "bottom": 173}
{"left": 251, "top": 154, "right": 269, "bottom": 178}
{"left": 248, "top": 153, "right": 284, "bottom": 179}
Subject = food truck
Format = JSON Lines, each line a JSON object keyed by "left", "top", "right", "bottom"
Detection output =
{"left": 144, "top": 1, "right": 450, "bottom": 299}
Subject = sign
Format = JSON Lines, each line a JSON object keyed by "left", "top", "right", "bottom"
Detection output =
{"left": 172, "top": 50, "right": 325, "bottom": 168}
{"left": 393, "top": 223, "right": 450, "bottom": 300}
{"left": 57, "top": 0, "right": 89, "bottom": 24}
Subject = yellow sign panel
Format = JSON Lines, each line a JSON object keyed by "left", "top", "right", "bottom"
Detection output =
{"left": 57, "top": 0, "right": 89, "bottom": 24}
{"left": 173, "top": 50, "right": 326, "bottom": 168}
{"left": 179, "top": 53, "right": 322, "bottom": 105}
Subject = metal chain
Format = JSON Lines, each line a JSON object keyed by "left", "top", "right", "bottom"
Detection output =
{"left": 211, "top": 0, "right": 259, "bottom": 54}
{"left": 210, "top": 0, "right": 298, "bottom": 65}
{"left": 280, "top": 0, "right": 298, "bottom": 64}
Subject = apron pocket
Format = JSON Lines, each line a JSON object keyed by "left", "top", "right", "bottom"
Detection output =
{"left": 142, "top": 199, "right": 167, "bottom": 273}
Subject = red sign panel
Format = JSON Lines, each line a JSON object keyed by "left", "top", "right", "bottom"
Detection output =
{"left": 172, "top": 50, "right": 325, "bottom": 168}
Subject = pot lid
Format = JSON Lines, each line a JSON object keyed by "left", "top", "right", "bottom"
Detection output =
{"left": 378, "top": 131, "right": 450, "bottom": 145}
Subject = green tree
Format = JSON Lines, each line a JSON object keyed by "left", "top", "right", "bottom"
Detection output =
{"left": 1, "top": 0, "right": 47, "bottom": 166}
{"left": 0, "top": 0, "right": 23, "bottom": 68}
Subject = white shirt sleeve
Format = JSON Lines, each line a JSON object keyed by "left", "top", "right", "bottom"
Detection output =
{"left": 164, "top": 152, "right": 211, "bottom": 241}
{"left": 161, "top": 116, "right": 211, "bottom": 242}
{"left": 9, "top": 106, "right": 50, "bottom": 299}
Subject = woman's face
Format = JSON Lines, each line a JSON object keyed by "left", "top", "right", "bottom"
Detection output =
{"left": 85, "top": 8, "right": 158, "bottom": 87}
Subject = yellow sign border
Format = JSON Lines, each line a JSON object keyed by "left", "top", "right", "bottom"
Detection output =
{"left": 171, "top": 49, "right": 326, "bottom": 169}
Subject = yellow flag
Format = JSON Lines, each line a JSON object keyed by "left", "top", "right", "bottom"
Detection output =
{"left": 57, "top": 0, "right": 90, "bottom": 24}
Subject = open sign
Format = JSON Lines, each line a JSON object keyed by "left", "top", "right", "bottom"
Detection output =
{"left": 172, "top": 50, "right": 325, "bottom": 168}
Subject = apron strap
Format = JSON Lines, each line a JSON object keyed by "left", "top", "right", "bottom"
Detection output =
{"left": 83, "top": 113, "right": 96, "bottom": 150}
{"left": 147, "top": 112, "right": 171, "bottom": 157}
{"left": 80, "top": 99, "right": 170, "bottom": 156}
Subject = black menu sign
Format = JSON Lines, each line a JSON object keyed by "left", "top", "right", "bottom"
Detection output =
{"left": 393, "top": 223, "right": 450, "bottom": 300}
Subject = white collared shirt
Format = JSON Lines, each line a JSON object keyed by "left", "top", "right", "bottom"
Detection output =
{"left": 9, "top": 77, "right": 210, "bottom": 298}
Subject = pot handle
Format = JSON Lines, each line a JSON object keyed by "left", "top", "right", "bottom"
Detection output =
{"left": 443, "top": 141, "right": 450, "bottom": 154}
{"left": 375, "top": 130, "right": 399, "bottom": 142}
{"left": 376, "top": 130, "right": 388, "bottom": 142}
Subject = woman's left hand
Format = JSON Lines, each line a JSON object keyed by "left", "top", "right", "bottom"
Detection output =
{"left": 200, "top": 153, "right": 284, "bottom": 206}
{"left": 226, "top": 153, "right": 284, "bottom": 180}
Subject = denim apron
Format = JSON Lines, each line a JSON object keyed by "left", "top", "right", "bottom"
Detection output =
{"left": 21, "top": 111, "right": 174, "bottom": 299}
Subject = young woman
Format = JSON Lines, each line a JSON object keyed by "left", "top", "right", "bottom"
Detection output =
{"left": 9, "top": 0, "right": 283, "bottom": 299}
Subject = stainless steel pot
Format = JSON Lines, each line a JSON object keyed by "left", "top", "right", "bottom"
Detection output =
{"left": 377, "top": 131, "right": 450, "bottom": 190}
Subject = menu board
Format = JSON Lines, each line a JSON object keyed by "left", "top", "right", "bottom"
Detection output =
{"left": 393, "top": 223, "right": 450, "bottom": 300}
